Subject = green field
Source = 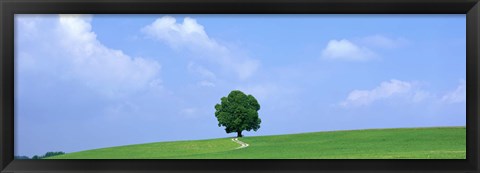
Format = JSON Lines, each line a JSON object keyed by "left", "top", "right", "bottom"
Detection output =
{"left": 49, "top": 127, "right": 466, "bottom": 159}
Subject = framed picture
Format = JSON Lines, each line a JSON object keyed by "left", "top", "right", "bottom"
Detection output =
{"left": 1, "top": 0, "right": 479, "bottom": 172}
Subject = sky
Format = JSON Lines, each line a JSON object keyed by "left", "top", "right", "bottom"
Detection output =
{"left": 14, "top": 14, "right": 466, "bottom": 157}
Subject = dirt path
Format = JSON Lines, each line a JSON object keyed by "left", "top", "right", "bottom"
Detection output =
{"left": 231, "top": 138, "right": 249, "bottom": 149}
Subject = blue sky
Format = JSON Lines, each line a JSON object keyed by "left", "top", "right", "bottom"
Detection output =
{"left": 14, "top": 14, "right": 466, "bottom": 156}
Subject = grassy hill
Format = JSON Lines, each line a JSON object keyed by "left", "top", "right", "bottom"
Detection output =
{"left": 48, "top": 126, "right": 466, "bottom": 159}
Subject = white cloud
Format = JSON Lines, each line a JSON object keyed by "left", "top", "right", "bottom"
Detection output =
{"left": 441, "top": 79, "right": 466, "bottom": 103}
{"left": 199, "top": 80, "right": 216, "bottom": 87}
{"left": 321, "top": 39, "right": 377, "bottom": 61}
{"left": 187, "top": 62, "right": 216, "bottom": 80}
{"left": 142, "top": 16, "right": 259, "bottom": 80}
{"left": 187, "top": 62, "right": 217, "bottom": 87}
{"left": 17, "top": 14, "right": 162, "bottom": 98}
{"left": 412, "top": 90, "right": 431, "bottom": 103}
{"left": 340, "top": 78, "right": 467, "bottom": 108}
{"left": 359, "top": 35, "right": 408, "bottom": 49}
{"left": 340, "top": 79, "right": 415, "bottom": 107}
{"left": 321, "top": 35, "right": 408, "bottom": 61}
{"left": 141, "top": 16, "right": 213, "bottom": 49}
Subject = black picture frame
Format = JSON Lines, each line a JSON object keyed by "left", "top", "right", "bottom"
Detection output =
{"left": 1, "top": 0, "right": 479, "bottom": 172}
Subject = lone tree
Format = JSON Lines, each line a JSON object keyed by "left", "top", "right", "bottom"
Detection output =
{"left": 214, "top": 90, "right": 261, "bottom": 137}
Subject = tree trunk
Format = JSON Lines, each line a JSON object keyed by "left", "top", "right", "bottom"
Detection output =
{"left": 237, "top": 131, "right": 243, "bottom": 138}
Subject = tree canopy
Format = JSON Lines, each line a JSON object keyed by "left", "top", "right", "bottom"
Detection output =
{"left": 214, "top": 90, "right": 261, "bottom": 137}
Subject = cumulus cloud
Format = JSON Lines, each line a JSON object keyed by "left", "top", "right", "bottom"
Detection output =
{"left": 187, "top": 62, "right": 216, "bottom": 79}
{"left": 441, "top": 79, "right": 466, "bottom": 103}
{"left": 187, "top": 62, "right": 217, "bottom": 87}
{"left": 321, "top": 35, "right": 408, "bottom": 61}
{"left": 198, "top": 80, "right": 216, "bottom": 87}
{"left": 16, "top": 14, "right": 162, "bottom": 98}
{"left": 359, "top": 35, "right": 408, "bottom": 49}
{"left": 142, "top": 16, "right": 259, "bottom": 80}
{"left": 412, "top": 90, "right": 431, "bottom": 103}
{"left": 141, "top": 16, "right": 213, "bottom": 49}
{"left": 321, "top": 39, "right": 377, "bottom": 61}
{"left": 340, "top": 79, "right": 423, "bottom": 107}
{"left": 340, "top": 78, "right": 467, "bottom": 108}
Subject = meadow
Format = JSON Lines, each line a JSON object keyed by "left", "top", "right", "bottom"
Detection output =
{"left": 48, "top": 127, "right": 466, "bottom": 159}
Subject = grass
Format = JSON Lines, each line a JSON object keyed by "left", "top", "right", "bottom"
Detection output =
{"left": 48, "top": 126, "right": 466, "bottom": 159}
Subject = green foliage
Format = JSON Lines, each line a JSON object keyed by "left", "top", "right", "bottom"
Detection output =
{"left": 29, "top": 151, "right": 65, "bottom": 159}
{"left": 14, "top": 156, "right": 30, "bottom": 160}
{"left": 214, "top": 90, "right": 261, "bottom": 137}
{"left": 49, "top": 127, "right": 465, "bottom": 159}
{"left": 43, "top": 151, "right": 65, "bottom": 158}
